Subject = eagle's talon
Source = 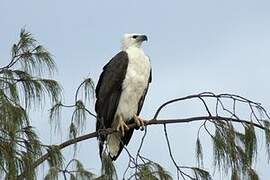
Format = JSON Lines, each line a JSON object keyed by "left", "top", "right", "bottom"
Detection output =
{"left": 133, "top": 115, "right": 145, "bottom": 129}
{"left": 116, "top": 120, "right": 129, "bottom": 136}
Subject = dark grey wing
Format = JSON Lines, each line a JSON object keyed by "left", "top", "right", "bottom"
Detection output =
{"left": 112, "top": 69, "right": 152, "bottom": 160}
{"left": 95, "top": 51, "right": 129, "bottom": 158}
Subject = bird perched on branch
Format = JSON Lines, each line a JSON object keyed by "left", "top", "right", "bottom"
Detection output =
{"left": 95, "top": 33, "right": 152, "bottom": 160}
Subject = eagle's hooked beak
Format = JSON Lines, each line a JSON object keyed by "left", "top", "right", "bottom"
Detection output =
{"left": 137, "top": 35, "right": 148, "bottom": 42}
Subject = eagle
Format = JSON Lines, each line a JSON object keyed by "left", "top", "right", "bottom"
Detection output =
{"left": 95, "top": 33, "right": 152, "bottom": 160}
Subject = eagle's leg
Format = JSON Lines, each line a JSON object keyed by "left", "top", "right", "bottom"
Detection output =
{"left": 116, "top": 114, "right": 129, "bottom": 136}
{"left": 133, "top": 114, "right": 145, "bottom": 130}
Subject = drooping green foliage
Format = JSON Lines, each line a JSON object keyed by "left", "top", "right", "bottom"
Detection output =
{"left": 262, "top": 120, "right": 270, "bottom": 160}
{"left": 100, "top": 154, "right": 118, "bottom": 180}
{"left": 188, "top": 93, "right": 270, "bottom": 180}
{"left": 72, "top": 100, "right": 87, "bottom": 133}
{"left": 72, "top": 159, "right": 96, "bottom": 179}
{"left": 46, "top": 146, "right": 64, "bottom": 172}
{"left": 127, "top": 161, "right": 172, "bottom": 180}
{"left": 196, "top": 137, "right": 204, "bottom": 167}
{"left": 49, "top": 77, "right": 95, "bottom": 139}
{"left": 13, "top": 29, "right": 56, "bottom": 75}
{"left": 75, "top": 77, "right": 95, "bottom": 104}
{"left": 192, "top": 167, "right": 212, "bottom": 180}
{"left": 45, "top": 158, "right": 97, "bottom": 180}
{"left": 211, "top": 120, "right": 260, "bottom": 180}
{"left": 44, "top": 167, "right": 58, "bottom": 180}
{"left": 244, "top": 124, "right": 257, "bottom": 165}
{"left": 0, "top": 29, "right": 61, "bottom": 179}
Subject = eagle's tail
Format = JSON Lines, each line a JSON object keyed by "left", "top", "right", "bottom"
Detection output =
{"left": 107, "top": 133, "right": 122, "bottom": 160}
{"left": 105, "top": 128, "right": 134, "bottom": 161}
{"left": 98, "top": 117, "right": 135, "bottom": 161}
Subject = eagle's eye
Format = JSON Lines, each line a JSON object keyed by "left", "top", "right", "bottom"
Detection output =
{"left": 132, "top": 35, "right": 138, "bottom": 39}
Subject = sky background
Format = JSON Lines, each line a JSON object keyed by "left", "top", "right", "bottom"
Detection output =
{"left": 1, "top": 0, "right": 270, "bottom": 179}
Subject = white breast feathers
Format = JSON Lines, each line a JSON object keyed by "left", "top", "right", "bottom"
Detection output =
{"left": 115, "top": 47, "right": 151, "bottom": 121}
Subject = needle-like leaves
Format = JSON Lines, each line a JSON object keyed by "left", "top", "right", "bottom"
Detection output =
{"left": 131, "top": 161, "right": 173, "bottom": 180}
{"left": 196, "top": 137, "right": 204, "bottom": 167}
{"left": 0, "top": 29, "right": 61, "bottom": 179}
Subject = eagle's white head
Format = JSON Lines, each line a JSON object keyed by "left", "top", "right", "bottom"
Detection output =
{"left": 121, "top": 33, "right": 148, "bottom": 50}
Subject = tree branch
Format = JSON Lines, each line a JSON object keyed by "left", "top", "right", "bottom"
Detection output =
{"left": 17, "top": 115, "right": 266, "bottom": 179}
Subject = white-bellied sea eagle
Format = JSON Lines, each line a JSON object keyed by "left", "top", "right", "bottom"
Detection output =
{"left": 95, "top": 33, "right": 152, "bottom": 160}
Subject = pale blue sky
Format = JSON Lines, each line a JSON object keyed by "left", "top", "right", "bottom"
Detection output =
{"left": 1, "top": 0, "right": 270, "bottom": 179}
